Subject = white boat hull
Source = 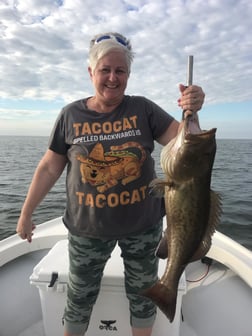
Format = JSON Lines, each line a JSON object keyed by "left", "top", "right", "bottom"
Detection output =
{"left": 0, "top": 217, "right": 252, "bottom": 336}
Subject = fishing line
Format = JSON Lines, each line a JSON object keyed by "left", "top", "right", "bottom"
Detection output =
{"left": 186, "top": 264, "right": 211, "bottom": 283}
{"left": 186, "top": 258, "right": 213, "bottom": 283}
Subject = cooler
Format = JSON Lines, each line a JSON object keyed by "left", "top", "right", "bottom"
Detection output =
{"left": 30, "top": 239, "right": 186, "bottom": 336}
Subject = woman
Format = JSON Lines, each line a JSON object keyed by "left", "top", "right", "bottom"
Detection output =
{"left": 16, "top": 32, "right": 205, "bottom": 336}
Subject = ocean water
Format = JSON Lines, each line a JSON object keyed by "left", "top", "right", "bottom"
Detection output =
{"left": 0, "top": 136, "right": 251, "bottom": 251}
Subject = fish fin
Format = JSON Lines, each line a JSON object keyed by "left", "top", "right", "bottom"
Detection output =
{"left": 190, "top": 190, "right": 222, "bottom": 262}
{"left": 142, "top": 281, "right": 177, "bottom": 323}
{"left": 190, "top": 239, "right": 212, "bottom": 262}
{"left": 148, "top": 178, "right": 169, "bottom": 197}
{"left": 201, "top": 190, "right": 222, "bottom": 248}
{"left": 155, "top": 231, "right": 168, "bottom": 259}
{"left": 209, "top": 190, "right": 222, "bottom": 230}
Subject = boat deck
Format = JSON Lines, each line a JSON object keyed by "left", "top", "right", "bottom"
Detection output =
{"left": 1, "top": 248, "right": 194, "bottom": 336}
{"left": 19, "top": 321, "right": 44, "bottom": 336}
{"left": 2, "top": 247, "right": 252, "bottom": 336}
{"left": 0, "top": 250, "right": 48, "bottom": 336}
{"left": 19, "top": 318, "right": 197, "bottom": 336}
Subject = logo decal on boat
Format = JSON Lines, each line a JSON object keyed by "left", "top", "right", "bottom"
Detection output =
{"left": 99, "top": 320, "right": 117, "bottom": 331}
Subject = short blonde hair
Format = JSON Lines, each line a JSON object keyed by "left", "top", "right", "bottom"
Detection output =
{"left": 89, "top": 32, "right": 134, "bottom": 73}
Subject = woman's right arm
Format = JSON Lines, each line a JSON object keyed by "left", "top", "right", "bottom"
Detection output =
{"left": 16, "top": 149, "right": 68, "bottom": 242}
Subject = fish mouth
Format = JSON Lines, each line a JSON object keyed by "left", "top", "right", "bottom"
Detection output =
{"left": 185, "top": 128, "right": 217, "bottom": 143}
{"left": 160, "top": 113, "right": 217, "bottom": 182}
{"left": 184, "top": 114, "right": 216, "bottom": 143}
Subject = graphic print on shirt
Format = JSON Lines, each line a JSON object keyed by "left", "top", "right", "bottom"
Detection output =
{"left": 76, "top": 142, "right": 146, "bottom": 193}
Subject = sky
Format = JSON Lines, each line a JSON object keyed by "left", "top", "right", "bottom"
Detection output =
{"left": 0, "top": 0, "right": 252, "bottom": 138}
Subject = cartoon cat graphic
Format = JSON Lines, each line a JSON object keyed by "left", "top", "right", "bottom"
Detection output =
{"left": 76, "top": 142, "right": 146, "bottom": 193}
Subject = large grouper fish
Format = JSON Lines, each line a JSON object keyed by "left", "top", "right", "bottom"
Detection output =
{"left": 142, "top": 112, "right": 222, "bottom": 322}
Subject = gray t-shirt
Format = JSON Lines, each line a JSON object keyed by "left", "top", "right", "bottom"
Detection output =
{"left": 49, "top": 95, "right": 174, "bottom": 238}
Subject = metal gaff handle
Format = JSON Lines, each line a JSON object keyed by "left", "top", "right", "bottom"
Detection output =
{"left": 187, "top": 55, "right": 193, "bottom": 86}
{"left": 182, "top": 55, "right": 194, "bottom": 120}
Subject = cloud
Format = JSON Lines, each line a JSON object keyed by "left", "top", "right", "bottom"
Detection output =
{"left": 0, "top": 0, "right": 252, "bottom": 122}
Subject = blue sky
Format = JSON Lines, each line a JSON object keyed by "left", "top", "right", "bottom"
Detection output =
{"left": 1, "top": 0, "right": 252, "bottom": 138}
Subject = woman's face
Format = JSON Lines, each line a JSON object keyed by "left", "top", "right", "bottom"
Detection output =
{"left": 88, "top": 51, "right": 129, "bottom": 106}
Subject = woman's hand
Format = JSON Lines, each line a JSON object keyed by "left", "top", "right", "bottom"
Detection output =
{"left": 177, "top": 84, "right": 205, "bottom": 113}
{"left": 16, "top": 215, "right": 36, "bottom": 243}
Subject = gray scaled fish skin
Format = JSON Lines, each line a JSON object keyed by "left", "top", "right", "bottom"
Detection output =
{"left": 142, "top": 112, "right": 222, "bottom": 323}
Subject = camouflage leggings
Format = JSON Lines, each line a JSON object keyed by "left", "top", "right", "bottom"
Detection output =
{"left": 63, "top": 222, "right": 162, "bottom": 335}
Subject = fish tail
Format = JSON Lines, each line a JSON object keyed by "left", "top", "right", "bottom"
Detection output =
{"left": 142, "top": 281, "right": 177, "bottom": 323}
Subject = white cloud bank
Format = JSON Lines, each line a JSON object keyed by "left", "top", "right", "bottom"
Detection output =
{"left": 0, "top": 0, "right": 252, "bottom": 136}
